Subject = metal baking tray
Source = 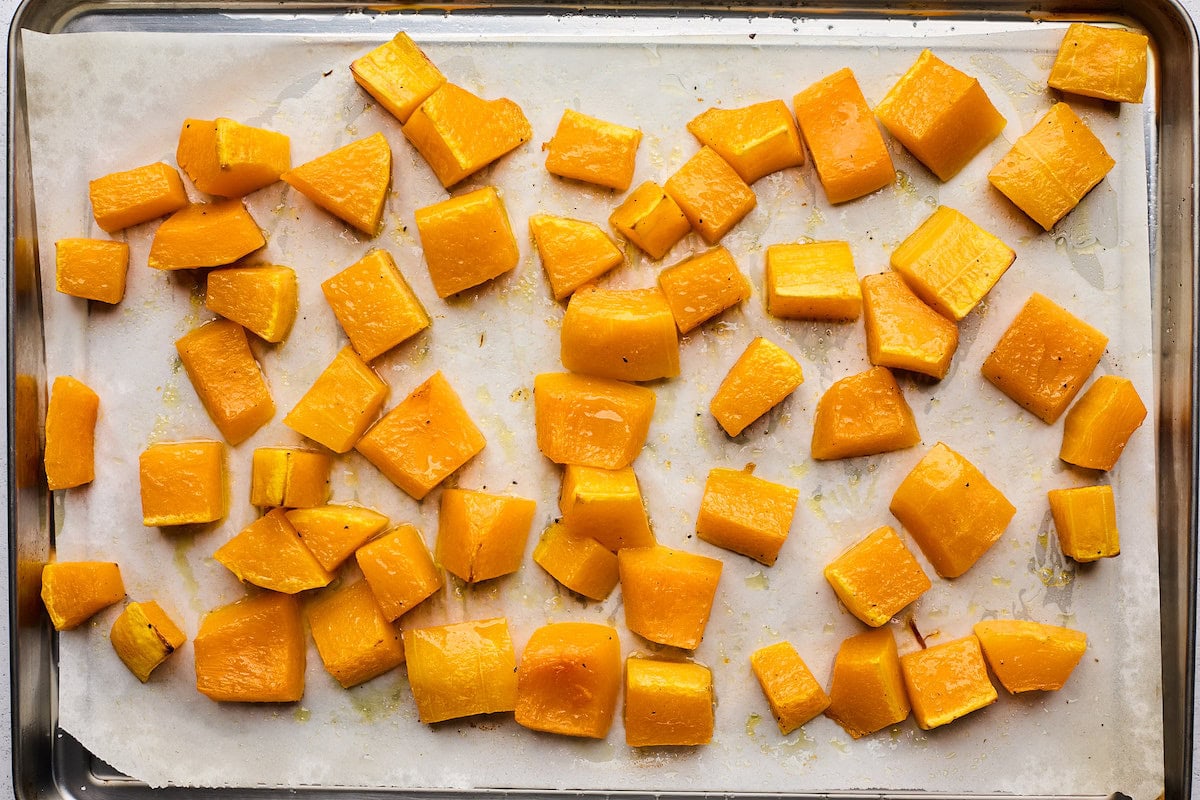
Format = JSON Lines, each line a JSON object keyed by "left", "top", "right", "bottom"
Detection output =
{"left": 7, "top": 0, "right": 1198, "bottom": 798}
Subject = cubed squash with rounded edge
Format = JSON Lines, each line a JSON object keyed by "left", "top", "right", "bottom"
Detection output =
{"left": 177, "top": 118, "right": 290, "bottom": 198}
{"left": 973, "top": 619, "right": 1088, "bottom": 693}
{"left": 710, "top": 337, "right": 804, "bottom": 437}
{"left": 321, "top": 249, "right": 429, "bottom": 362}
{"left": 900, "top": 635, "right": 997, "bottom": 730}
{"left": 282, "top": 132, "right": 391, "bottom": 235}
{"left": 1048, "top": 485, "right": 1119, "bottom": 562}
{"left": 766, "top": 241, "right": 861, "bottom": 320}
{"left": 355, "top": 371, "right": 486, "bottom": 500}
{"left": 55, "top": 238, "right": 128, "bottom": 304}
{"left": 249, "top": 447, "right": 331, "bottom": 509}
{"left": 664, "top": 146, "right": 757, "bottom": 245}
{"left": 810, "top": 366, "right": 920, "bottom": 461}
{"left": 687, "top": 100, "right": 805, "bottom": 184}
{"left": 618, "top": 545, "right": 722, "bottom": 650}
{"left": 356, "top": 524, "right": 443, "bottom": 621}
{"left": 205, "top": 266, "right": 298, "bottom": 343}
{"left": 40, "top": 562, "right": 125, "bottom": 631}
{"left": 415, "top": 187, "right": 519, "bottom": 299}
{"left": 437, "top": 489, "right": 537, "bottom": 583}
{"left": 529, "top": 214, "right": 623, "bottom": 301}
{"left": 1060, "top": 375, "right": 1147, "bottom": 470}
{"left": 286, "top": 505, "right": 389, "bottom": 572}
{"left": 532, "top": 523, "right": 620, "bottom": 601}
{"left": 110, "top": 600, "right": 186, "bottom": 682}
{"left": 559, "top": 464, "right": 653, "bottom": 551}
{"left": 139, "top": 441, "right": 226, "bottom": 526}
{"left": 307, "top": 579, "right": 404, "bottom": 689}
{"left": 624, "top": 658, "right": 714, "bottom": 747}
{"left": 544, "top": 109, "right": 642, "bottom": 191}
{"left": 534, "top": 372, "right": 655, "bottom": 469}
{"left": 351, "top": 32, "right": 446, "bottom": 124}
{"left": 890, "top": 442, "right": 1016, "bottom": 578}
{"left": 45, "top": 376, "right": 98, "bottom": 491}
{"left": 89, "top": 162, "right": 187, "bottom": 233}
{"left": 1048, "top": 23, "right": 1148, "bottom": 104}
{"left": 516, "top": 622, "right": 622, "bottom": 738}
{"left": 657, "top": 246, "right": 751, "bottom": 334}
{"left": 404, "top": 617, "right": 518, "bottom": 723}
{"left": 194, "top": 591, "right": 305, "bottom": 703}
{"left": 981, "top": 292, "right": 1109, "bottom": 424}
{"left": 561, "top": 286, "right": 680, "bottom": 382}
{"left": 148, "top": 201, "right": 265, "bottom": 271}
{"left": 750, "top": 641, "right": 830, "bottom": 734}
{"left": 176, "top": 319, "right": 274, "bottom": 445}
{"left": 696, "top": 466, "right": 799, "bottom": 567}
{"left": 284, "top": 347, "right": 389, "bottom": 454}
{"left": 824, "top": 525, "right": 931, "bottom": 627}
{"left": 825, "top": 627, "right": 910, "bottom": 738}
{"left": 213, "top": 508, "right": 333, "bottom": 594}
{"left": 862, "top": 272, "right": 959, "bottom": 379}
{"left": 609, "top": 181, "right": 691, "bottom": 261}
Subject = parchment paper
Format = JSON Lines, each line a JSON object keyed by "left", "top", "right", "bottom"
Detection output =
{"left": 23, "top": 19, "right": 1163, "bottom": 798}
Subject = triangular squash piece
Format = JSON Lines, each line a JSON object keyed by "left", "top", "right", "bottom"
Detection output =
{"left": 529, "top": 214, "right": 623, "bottom": 301}
{"left": 687, "top": 101, "right": 805, "bottom": 184}
{"left": 285, "top": 505, "right": 389, "bottom": 572}
{"left": 148, "top": 200, "right": 265, "bottom": 270}
{"left": 213, "top": 509, "right": 333, "bottom": 593}
{"left": 281, "top": 132, "right": 391, "bottom": 235}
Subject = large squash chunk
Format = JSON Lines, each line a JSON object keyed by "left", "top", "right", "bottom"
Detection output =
{"left": 139, "top": 440, "right": 226, "bottom": 526}
{"left": 307, "top": 579, "right": 404, "bottom": 689}
{"left": 55, "top": 238, "right": 128, "bottom": 304}
{"left": 351, "top": 32, "right": 446, "bottom": 124}
{"left": 559, "top": 464, "right": 653, "bottom": 551}
{"left": 404, "top": 617, "right": 518, "bottom": 723}
{"left": 825, "top": 627, "right": 909, "bottom": 738}
{"left": 1059, "top": 375, "right": 1146, "bottom": 470}
{"left": 973, "top": 619, "right": 1088, "bottom": 693}
{"left": 45, "top": 376, "right": 99, "bottom": 491}
{"left": 40, "top": 561, "right": 125, "bottom": 631}
{"left": 534, "top": 372, "right": 655, "bottom": 469}
{"left": 900, "top": 635, "right": 997, "bottom": 730}
{"left": 624, "top": 658, "right": 714, "bottom": 747}
{"left": 285, "top": 504, "right": 390, "bottom": 571}
{"left": 437, "top": 489, "right": 537, "bottom": 583}
{"left": 213, "top": 508, "right": 333, "bottom": 594}
{"left": 664, "top": 146, "right": 756, "bottom": 245}
{"left": 618, "top": 545, "right": 722, "bottom": 650}
{"left": 176, "top": 319, "right": 274, "bottom": 445}
{"left": 532, "top": 523, "right": 620, "bottom": 601}
{"left": 205, "top": 266, "right": 298, "bottom": 343}
{"left": 750, "top": 641, "right": 830, "bottom": 735}
{"left": 284, "top": 346, "right": 389, "bottom": 453}
{"left": 766, "top": 241, "right": 861, "bottom": 320}
{"left": 249, "top": 447, "right": 331, "bottom": 509}
{"left": 560, "top": 286, "right": 680, "bottom": 382}
{"left": 695, "top": 467, "right": 799, "bottom": 567}
{"left": 356, "top": 525, "right": 443, "bottom": 621}
{"left": 687, "top": 100, "right": 805, "bottom": 184}
{"left": 89, "top": 162, "right": 187, "bottom": 233}
{"left": 109, "top": 600, "right": 186, "bottom": 682}
{"left": 1048, "top": 23, "right": 1148, "bottom": 104}
{"left": 530, "top": 214, "right": 623, "bottom": 301}
{"left": 823, "top": 525, "right": 930, "bottom": 627}
{"left": 862, "top": 272, "right": 958, "bottom": 379}
{"left": 710, "top": 337, "right": 804, "bottom": 437}
{"left": 194, "top": 592, "right": 305, "bottom": 703}
{"left": 321, "top": 250, "right": 429, "bottom": 361}
{"left": 415, "top": 186, "right": 519, "bottom": 299}
{"left": 281, "top": 132, "right": 391, "bottom": 236}
{"left": 1047, "top": 485, "right": 1119, "bottom": 562}
{"left": 177, "top": 117, "right": 290, "bottom": 198}
{"left": 544, "top": 109, "right": 641, "bottom": 192}
{"left": 516, "top": 622, "right": 622, "bottom": 738}
{"left": 810, "top": 366, "right": 920, "bottom": 460}
{"left": 609, "top": 181, "right": 691, "bottom": 261}
{"left": 148, "top": 201, "right": 265, "bottom": 270}
{"left": 657, "top": 246, "right": 751, "bottom": 334}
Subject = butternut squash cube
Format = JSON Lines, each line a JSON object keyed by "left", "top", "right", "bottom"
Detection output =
{"left": 213, "top": 508, "right": 333, "bottom": 594}
{"left": 89, "top": 162, "right": 187, "bottom": 233}
{"left": 687, "top": 100, "right": 805, "bottom": 184}
{"left": 890, "top": 205, "right": 1015, "bottom": 322}
{"left": 529, "top": 213, "right": 624, "bottom": 301}
{"left": 618, "top": 545, "right": 722, "bottom": 649}
{"left": 533, "top": 372, "right": 655, "bottom": 469}
{"left": 403, "top": 83, "right": 532, "bottom": 188}
{"left": 609, "top": 181, "right": 691, "bottom": 261}
{"left": 109, "top": 600, "right": 186, "bottom": 682}
{"left": 559, "top": 464, "right": 653, "bottom": 551}
{"left": 176, "top": 118, "right": 291, "bottom": 198}
{"left": 862, "top": 272, "right": 959, "bottom": 379}
{"left": 286, "top": 504, "right": 389, "bottom": 572}
{"left": 664, "top": 146, "right": 757, "bottom": 245}
{"left": 205, "top": 266, "right": 298, "bottom": 343}
{"left": 532, "top": 523, "right": 620, "bottom": 601}
{"left": 283, "top": 346, "right": 389, "bottom": 453}
{"left": 437, "top": 489, "right": 537, "bottom": 582}
{"left": 544, "top": 109, "right": 642, "bottom": 191}
{"left": 875, "top": 50, "right": 1006, "bottom": 181}
{"left": 194, "top": 592, "right": 305, "bottom": 703}
{"left": 696, "top": 467, "right": 799, "bottom": 567}
{"left": 560, "top": 286, "right": 680, "bottom": 381}
{"left": 750, "top": 641, "right": 830, "bottom": 734}
{"left": 981, "top": 292, "right": 1109, "bottom": 424}
{"left": 55, "top": 238, "right": 128, "bottom": 304}
{"left": 307, "top": 579, "right": 404, "bottom": 689}
{"left": 988, "top": 103, "right": 1115, "bottom": 231}
{"left": 811, "top": 366, "right": 920, "bottom": 460}
{"left": 40, "top": 561, "right": 125, "bottom": 631}
{"left": 249, "top": 447, "right": 331, "bottom": 508}
{"left": 823, "top": 525, "right": 931, "bottom": 627}
{"left": 403, "top": 617, "right": 517, "bottom": 723}
{"left": 415, "top": 186, "right": 519, "bottom": 298}
{"left": 624, "top": 658, "right": 714, "bottom": 747}
{"left": 356, "top": 524, "right": 443, "bottom": 621}
{"left": 321, "top": 249, "right": 430, "bottom": 361}
{"left": 1047, "top": 485, "right": 1120, "bottom": 562}
{"left": 1060, "top": 375, "right": 1147, "bottom": 470}
{"left": 710, "top": 337, "right": 804, "bottom": 438}
{"left": 890, "top": 442, "right": 1015, "bottom": 578}
{"left": 793, "top": 68, "right": 895, "bottom": 204}
{"left": 139, "top": 441, "right": 226, "bottom": 526}
{"left": 355, "top": 371, "right": 485, "bottom": 500}
{"left": 281, "top": 132, "right": 391, "bottom": 235}
{"left": 516, "top": 622, "right": 622, "bottom": 738}
{"left": 973, "top": 619, "right": 1088, "bottom": 693}
{"left": 825, "top": 627, "right": 910, "bottom": 738}
{"left": 657, "top": 246, "right": 751, "bottom": 334}
{"left": 1048, "top": 23, "right": 1149, "bottom": 104}
{"left": 176, "top": 319, "right": 274, "bottom": 444}
{"left": 44, "top": 375, "right": 99, "bottom": 491}
{"left": 766, "top": 241, "right": 861, "bottom": 320}
{"left": 351, "top": 32, "right": 446, "bottom": 124}
{"left": 147, "top": 200, "right": 265, "bottom": 271}
{"left": 900, "top": 635, "right": 997, "bottom": 730}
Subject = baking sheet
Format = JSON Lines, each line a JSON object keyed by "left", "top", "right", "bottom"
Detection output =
{"left": 22, "top": 20, "right": 1163, "bottom": 797}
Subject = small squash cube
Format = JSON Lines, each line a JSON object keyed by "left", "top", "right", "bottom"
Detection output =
{"left": 560, "top": 286, "right": 680, "bottom": 382}
{"left": 559, "top": 464, "right": 653, "bottom": 551}
{"left": 321, "top": 249, "right": 430, "bottom": 361}
{"left": 194, "top": 592, "right": 305, "bottom": 703}
{"left": 862, "top": 272, "right": 959, "bottom": 379}
{"left": 89, "top": 162, "right": 187, "bottom": 233}
{"left": 696, "top": 467, "right": 799, "bottom": 566}
{"left": 356, "top": 524, "right": 443, "bottom": 621}
{"left": 176, "top": 117, "right": 290, "bottom": 198}
{"left": 981, "top": 292, "right": 1109, "bottom": 424}
{"left": 766, "top": 241, "right": 861, "bottom": 320}
{"left": 44, "top": 376, "right": 99, "bottom": 491}
{"left": 825, "top": 627, "right": 910, "bottom": 738}
{"left": 213, "top": 508, "right": 333, "bottom": 594}
{"left": 710, "top": 337, "right": 804, "bottom": 437}
{"left": 900, "top": 635, "right": 997, "bottom": 730}
{"left": 529, "top": 214, "right": 623, "bottom": 301}
{"left": 810, "top": 366, "right": 920, "bottom": 460}
{"left": 532, "top": 523, "right": 620, "bottom": 601}
{"left": 40, "top": 561, "right": 125, "bottom": 631}
{"left": 355, "top": 371, "right": 486, "bottom": 500}
{"left": 516, "top": 623, "right": 622, "bottom": 738}
{"left": 534, "top": 372, "right": 655, "bottom": 469}
{"left": 415, "top": 186, "right": 519, "bottom": 299}
{"left": 148, "top": 200, "right": 266, "bottom": 271}
{"left": 176, "top": 319, "right": 274, "bottom": 445}
{"left": 55, "top": 238, "right": 128, "bottom": 304}
{"left": 890, "top": 442, "right": 1016, "bottom": 578}
{"left": 1048, "top": 23, "right": 1149, "bottom": 104}
{"left": 307, "top": 579, "right": 404, "bottom": 689}
{"left": 618, "top": 545, "right": 722, "bottom": 649}
{"left": 403, "top": 617, "right": 518, "bottom": 723}
{"left": 750, "top": 641, "right": 830, "bottom": 734}
{"left": 205, "top": 266, "right": 298, "bottom": 343}
{"left": 283, "top": 346, "right": 389, "bottom": 453}
{"left": 351, "top": 32, "right": 446, "bottom": 124}
{"left": 823, "top": 525, "right": 931, "bottom": 627}
{"left": 139, "top": 441, "right": 226, "bottom": 526}
{"left": 1060, "top": 375, "right": 1147, "bottom": 470}
{"left": 281, "top": 132, "right": 391, "bottom": 235}
{"left": 1047, "top": 485, "right": 1119, "bottom": 562}
{"left": 973, "top": 619, "right": 1088, "bottom": 693}
{"left": 988, "top": 103, "right": 1115, "bottom": 231}
{"left": 110, "top": 600, "right": 186, "bottom": 682}
{"left": 544, "top": 109, "right": 642, "bottom": 191}
{"left": 664, "top": 146, "right": 757, "bottom": 245}
{"left": 249, "top": 447, "right": 331, "bottom": 508}
{"left": 624, "top": 658, "right": 714, "bottom": 747}
{"left": 657, "top": 246, "right": 751, "bottom": 334}
{"left": 437, "top": 489, "right": 537, "bottom": 583}
{"left": 687, "top": 100, "right": 805, "bottom": 184}
{"left": 609, "top": 181, "right": 691, "bottom": 261}
{"left": 285, "top": 504, "right": 389, "bottom": 572}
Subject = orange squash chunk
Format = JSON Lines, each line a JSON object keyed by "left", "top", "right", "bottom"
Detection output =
{"left": 139, "top": 441, "right": 226, "bottom": 526}
{"left": 824, "top": 525, "right": 930, "bottom": 627}
{"left": 981, "top": 293, "right": 1109, "bottom": 424}
{"left": 559, "top": 464, "right": 653, "bottom": 551}
{"left": 609, "top": 181, "right": 691, "bottom": 261}
{"left": 437, "top": 489, "right": 537, "bottom": 583}
{"left": 404, "top": 617, "right": 518, "bottom": 723}
{"left": 148, "top": 200, "right": 266, "bottom": 271}
{"left": 862, "top": 272, "right": 959, "bottom": 379}
{"left": 696, "top": 467, "right": 799, "bottom": 567}
{"left": 284, "top": 346, "right": 389, "bottom": 453}
{"left": 249, "top": 447, "right": 331, "bottom": 508}
{"left": 351, "top": 32, "right": 446, "bottom": 124}
{"left": 1048, "top": 485, "right": 1119, "bottom": 562}
{"left": 618, "top": 545, "right": 722, "bottom": 649}
{"left": 44, "top": 376, "right": 99, "bottom": 491}
{"left": 811, "top": 366, "right": 920, "bottom": 460}
{"left": 55, "top": 238, "right": 128, "bottom": 304}
{"left": 750, "top": 641, "right": 830, "bottom": 734}
{"left": 890, "top": 442, "right": 1015, "bottom": 578}
{"left": 194, "top": 592, "right": 305, "bottom": 703}
{"left": 561, "top": 286, "right": 680, "bottom": 382}
{"left": 657, "top": 246, "right": 751, "bottom": 334}
{"left": 213, "top": 508, "right": 333, "bottom": 593}
{"left": 875, "top": 50, "right": 1006, "bottom": 181}
{"left": 40, "top": 562, "right": 125, "bottom": 631}
{"left": 415, "top": 186, "right": 519, "bottom": 299}
{"left": 1048, "top": 23, "right": 1149, "bottom": 104}
{"left": 532, "top": 523, "right": 620, "bottom": 601}
{"left": 825, "top": 627, "right": 910, "bottom": 738}
{"left": 1060, "top": 375, "right": 1146, "bottom": 470}
{"left": 109, "top": 600, "right": 186, "bottom": 682}
{"left": 973, "top": 619, "right": 1088, "bottom": 693}
{"left": 322, "top": 249, "right": 429, "bottom": 361}
{"left": 281, "top": 132, "right": 391, "bottom": 235}
{"left": 766, "top": 241, "right": 861, "bottom": 320}
{"left": 355, "top": 371, "right": 486, "bottom": 500}
{"left": 176, "top": 319, "right": 274, "bottom": 444}
{"left": 307, "top": 579, "right": 404, "bottom": 688}
{"left": 988, "top": 103, "right": 1115, "bottom": 231}
{"left": 205, "top": 266, "right": 297, "bottom": 343}
{"left": 529, "top": 213, "right": 623, "bottom": 301}
{"left": 403, "top": 83, "right": 532, "bottom": 188}
{"left": 89, "top": 162, "right": 187, "bottom": 233}
{"left": 356, "top": 524, "right": 443, "bottom": 621}
{"left": 625, "top": 658, "right": 714, "bottom": 747}
{"left": 687, "top": 100, "right": 805, "bottom": 184}
{"left": 286, "top": 504, "right": 389, "bottom": 572}
{"left": 793, "top": 68, "right": 895, "bottom": 204}
{"left": 900, "top": 635, "right": 997, "bottom": 729}
{"left": 664, "top": 146, "right": 756, "bottom": 245}
{"left": 544, "top": 109, "right": 642, "bottom": 191}
{"left": 516, "top": 622, "right": 622, "bottom": 738}
{"left": 176, "top": 117, "right": 290, "bottom": 198}
{"left": 534, "top": 372, "right": 655, "bottom": 469}
{"left": 710, "top": 337, "right": 804, "bottom": 437}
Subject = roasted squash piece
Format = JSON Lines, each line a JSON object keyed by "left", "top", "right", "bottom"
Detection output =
{"left": 415, "top": 186, "right": 520, "bottom": 299}
{"left": 664, "top": 146, "right": 757, "bottom": 245}
{"left": 356, "top": 524, "right": 443, "bottom": 621}
{"left": 110, "top": 600, "right": 186, "bottom": 682}
{"left": 624, "top": 658, "right": 714, "bottom": 747}
{"left": 139, "top": 441, "right": 226, "bottom": 527}
{"left": 609, "top": 181, "right": 691, "bottom": 261}
{"left": 41, "top": 561, "right": 125, "bottom": 631}
{"left": 437, "top": 489, "right": 536, "bottom": 583}
{"left": 249, "top": 447, "right": 331, "bottom": 508}
{"left": 560, "top": 286, "right": 679, "bottom": 382}
{"left": 687, "top": 100, "right": 805, "bottom": 184}
{"left": 148, "top": 200, "right": 265, "bottom": 270}
{"left": 529, "top": 214, "right": 624, "bottom": 301}
{"left": 44, "top": 376, "right": 99, "bottom": 491}
{"left": 205, "top": 266, "right": 298, "bottom": 343}
{"left": 516, "top": 622, "right": 622, "bottom": 738}
{"left": 1047, "top": 485, "right": 1119, "bottom": 562}
{"left": 213, "top": 508, "right": 333, "bottom": 594}
{"left": 696, "top": 466, "right": 798, "bottom": 567}
{"left": 710, "top": 337, "right": 804, "bottom": 437}
{"left": 750, "top": 641, "right": 830, "bottom": 734}
{"left": 55, "top": 238, "right": 128, "bottom": 304}
{"left": 862, "top": 272, "right": 958, "bottom": 379}
{"left": 404, "top": 617, "right": 518, "bottom": 723}
{"left": 283, "top": 346, "right": 389, "bottom": 454}
{"left": 176, "top": 319, "right": 274, "bottom": 444}
{"left": 351, "top": 32, "right": 446, "bottom": 124}
{"left": 322, "top": 249, "right": 429, "bottom": 361}
{"left": 177, "top": 117, "right": 290, "bottom": 198}
{"left": 285, "top": 504, "right": 389, "bottom": 572}
{"left": 973, "top": 619, "right": 1088, "bottom": 693}
{"left": 308, "top": 579, "right": 404, "bottom": 688}
{"left": 766, "top": 241, "right": 861, "bottom": 320}
{"left": 1048, "top": 23, "right": 1148, "bottom": 104}
{"left": 1059, "top": 375, "right": 1146, "bottom": 470}
{"left": 618, "top": 545, "right": 722, "bottom": 650}
{"left": 559, "top": 464, "right": 653, "bottom": 551}
{"left": 194, "top": 592, "right": 305, "bottom": 703}
{"left": 89, "top": 162, "right": 187, "bottom": 233}
{"left": 544, "top": 109, "right": 642, "bottom": 191}
{"left": 900, "top": 635, "right": 997, "bottom": 730}
{"left": 534, "top": 372, "right": 655, "bottom": 469}
{"left": 281, "top": 132, "right": 392, "bottom": 235}
{"left": 810, "top": 366, "right": 920, "bottom": 460}
{"left": 825, "top": 627, "right": 910, "bottom": 738}
{"left": 823, "top": 525, "right": 930, "bottom": 627}
{"left": 532, "top": 523, "right": 620, "bottom": 601}
{"left": 657, "top": 246, "right": 751, "bottom": 334}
